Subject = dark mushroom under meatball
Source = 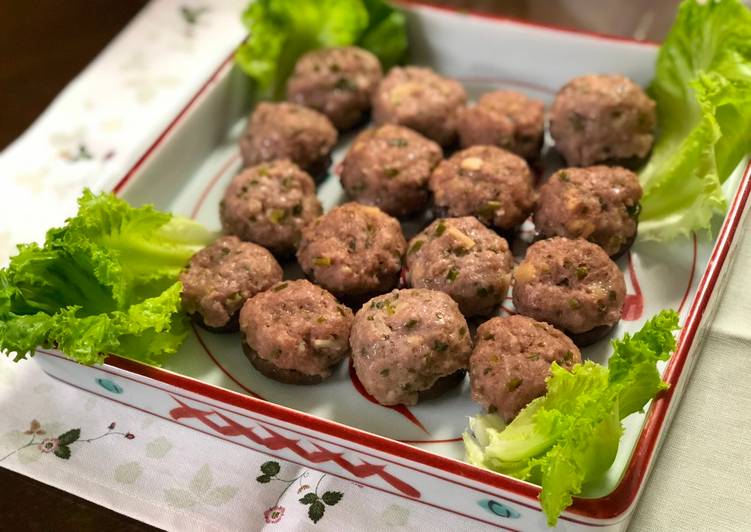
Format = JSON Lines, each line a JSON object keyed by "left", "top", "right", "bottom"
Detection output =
{"left": 534, "top": 166, "right": 643, "bottom": 258}
{"left": 350, "top": 288, "right": 472, "bottom": 406}
{"left": 457, "top": 90, "right": 545, "bottom": 160}
{"left": 220, "top": 159, "right": 322, "bottom": 256}
{"left": 297, "top": 203, "right": 407, "bottom": 299}
{"left": 372, "top": 66, "right": 467, "bottom": 146}
{"left": 339, "top": 124, "right": 443, "bottom": 217}
{"left": 180, "top": 236, "right": 283, "bottom": 331}
{"left": 513, "top": 237, "right": 626, "bottom": 345}
{"left": 286, "top": 46, "right": 383, "bottom": 130}
{"left": 550, "top": 74, "right": 656, "bottom": 166}
{"left": 469, "top": 315, "right": 581, "bottom": 422}
{"left": 239, "top": 102, "right": 337, "bottom": 177}
{"left": 405, "top": 217, "right": 514, "bottom": 317}
{"left": 429, "top": 145, "right": 536, "bottom": 231}
{"left": 239, "top": 280, "right": 354, "bottom": 384}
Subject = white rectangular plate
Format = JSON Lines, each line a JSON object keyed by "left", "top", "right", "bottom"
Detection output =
{"left": 35, "top": 3, "right": 751, "bottom": 530}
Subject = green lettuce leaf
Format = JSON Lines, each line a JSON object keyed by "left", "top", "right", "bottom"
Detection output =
{"left": 638, "top": 0, "right": 751, "bottom": 241}
{"left": 0, "top": 190, "right": 214, "bottom": 366}
{"left": 235, "top": 0, "right": 407, "bottom": 99}
{"left": 463, "top": 310, "right": 680, "bottom": 526}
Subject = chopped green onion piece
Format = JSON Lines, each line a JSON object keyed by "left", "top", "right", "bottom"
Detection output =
{"left": 408, "top": 240, "right": 424, "bottom": 255}
{"left": 506, "top": 377, "right": 523, "bottom": 391}
{"left": 434, "top": 221, "right": 447, "bottom": 236}
{"left": 268, "top": 209, "right": 287, "bottom": 224}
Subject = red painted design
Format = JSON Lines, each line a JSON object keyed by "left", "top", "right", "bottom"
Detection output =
{"left": 168, "top": 395, "right": 421, "bottom": 498}
{"left": 348, "top": 361, "right": 428, "bottom": 435}
{"left": 191, "top": 323, "right": 264, "bottom": 400}
{"left": 190, "top": 152, "right": 241, "bottom": 219}
{"left": 678, "top": 234, "right": 698, "bottom": 314}
{"left": 621, "top": 252, "right": 644, "bottom": 321}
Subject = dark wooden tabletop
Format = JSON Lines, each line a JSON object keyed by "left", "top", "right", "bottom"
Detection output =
{"left": 0, "top": 1, "right": 677, "bottom": 530}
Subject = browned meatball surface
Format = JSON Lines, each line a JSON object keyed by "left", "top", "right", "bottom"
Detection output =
{"left": 534, "top": 166, "right": 643, "bottom": 257}
{"left": 239, "top": 102, "right": 337, "bottom": 176}
{"left": 239, "top": 280, "right": 354, "bottom": 382}
{"left": 286, "top": 46, "right": 383, "bottom": 130}
{"left": 429, "top": 145, "right": 535, "bottom": 231}
{"left": 405, "top": 217, "right": 513, "bottom": 317}
{"left": 550, "top": 74, "right": 656, "bottom": 166}
{"left": 457, "top": 91, "right": 544, "bottom": 159}
{"left": 180, "top": 236, "right": 283, "bottom": 329}
{"left": 220, "top": 160, "right": 322, "bottom": 256}
{"left": 297, "top": 203, "right": 406, "bottom": 298}
{"left": 350, "top": 289, "right": 472, "bottom": 405}
{"left": 513, "top": 237, "right": 625, "bottom": 335}
{"left": 469, "top": 315, "right": 581, "bottom": 422}
{"left": 372, "top": 66, "right": 467, "bottom": 146}
{"left": 339, "top": 124, "right": 443, "bottom": 217}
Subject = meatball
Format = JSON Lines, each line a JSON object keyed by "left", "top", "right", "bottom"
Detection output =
{"left": 286, "top": 46, "right": 382, "bottom": 130}
{"left": 239, "top": 102, "right": 337, "bottom": 176}
{"left": 372, "top": 66, "right": 467, "bottom": 146}
{"left": 405, "top": 217, "right": 513, "bottom": 317}
{"left": 429, "top": 145, "right": 535, "bottom": 231}
{"left": 550, "top": 74, "right": 656, "bottom": 166}
{"left": 239, "top": 280, "right": 354, "bottom": 384}
{"left": 220, "top": 159, "right": 322, "bottom": 256}
{"left": 457, "top": 91, "right": 545, "bottom": 159}
{"left": 350, "top": 289, "right": 472, "bottom": 405}
{"left": 180, "top": 236, "right": 283, "bottom": 331}
{"left": 512, "top": 237, "right": 626, "bottom": 345}
{"left": 469, "top": 315, "right": 581, "bottom": 422}
{"left": 339, "top": 125, "right": 443, "bottom": 217}
{"left": 297, "top": 203, "right": 406, "bottom": 299}
{"left": 534, "top": 166, "right": 643, "bottom": 258}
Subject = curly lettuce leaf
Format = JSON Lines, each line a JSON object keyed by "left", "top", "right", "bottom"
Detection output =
{"left": 0, "top": 190, "right": 214, "bottom": 365}
{"left": 464, "top": 310, "right": 680, "bottom": 526}
{"left": 639, "top": 0, "right": 751, "bottom": 241}
{"left": 235, "top": 0, "right": 407, "bottom": 98}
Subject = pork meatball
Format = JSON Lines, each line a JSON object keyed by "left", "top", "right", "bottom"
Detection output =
{"left": 469, "top": 315, "right": 581, "bottom": 422}
{"left": 550, "top": 74, "right": 656, "bottom": 166}
{"left": 350, "top": 289, "right": 472, "bottom": 405}
{"left": 405, "top": 217, "right": 513, "bottom": 316}
{"left": 239, "top": 102, "right": 337, "bottom": 176}
{"left": 372, "top": 66, "right": 467, "bottom": 146}
{"left": 513, "top": 237, "right": 626, "bottom": 345}
{"left": 339, "top": 124, "right": 443, "bottom": 217}
{"left": 239, "top": 280, "right": 354, "bottom": 384}
{"left": 286, "top": 46, "right": 382, "bottom": 130}
{"left": 429, "top": 145, "right": 535, "bottom": 231}
{"left": 180, "top": 236, "right": 283, "bottom": 331}
{"left": 297, "top": 203, "right": 407, "bottom": 299}
{"left": 457, "top": 91, "right": 544, "bottom": 159}
{"left": 534, "top": 166, "right": 643, "bottom": 258}
{"left": 220, "top": 160, "right": 322, "bottom": 256}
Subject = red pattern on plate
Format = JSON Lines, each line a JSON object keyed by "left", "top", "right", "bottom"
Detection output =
{"left": 621, "top": 252, "right": 644, "bottom": 321}
{"left": 348, "top": 360, "right": 429, "bottom": 435}
{"left": 168, "top": 395, "right": 421, "bottom": 498}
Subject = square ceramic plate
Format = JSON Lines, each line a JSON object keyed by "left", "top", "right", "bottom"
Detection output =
{"left": 34, "top": 3, "right": 751, "bottom": 530}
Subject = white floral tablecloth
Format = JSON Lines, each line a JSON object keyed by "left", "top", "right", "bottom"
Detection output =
{"left": 1, "top": 1, "right": 750, "bottom": 531}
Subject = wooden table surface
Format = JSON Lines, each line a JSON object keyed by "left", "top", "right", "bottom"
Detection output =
{"left": 0, "top": 1, "right": 678, "bottom": 530}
